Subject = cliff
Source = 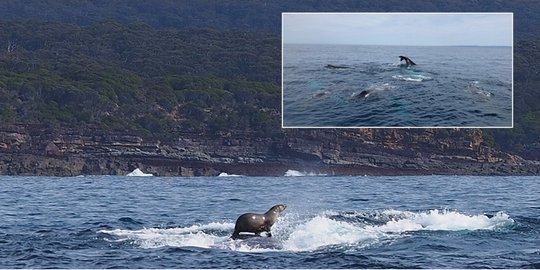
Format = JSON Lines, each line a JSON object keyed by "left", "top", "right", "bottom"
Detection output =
{"left": 1, "top": 2, "right": 539, "bottom": 176}
{"left": 1, "top": 124, "right": 537, "bottom": 176}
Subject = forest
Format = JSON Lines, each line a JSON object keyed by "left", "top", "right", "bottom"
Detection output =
{"left": 0, "top": 21, "right": 281, "bottom": 139}
{"left": 1, "top": 0, "right": 539, "bottom": 38}
{"left": 0, "top": 0, "right": 539, "bottom": 159}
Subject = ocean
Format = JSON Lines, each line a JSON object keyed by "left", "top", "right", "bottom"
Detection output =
{"left": 282, "top": 44, "right": 512, "bottom": 127}
{"left": 0, "top": 174, "right": 538, "bottom": 268}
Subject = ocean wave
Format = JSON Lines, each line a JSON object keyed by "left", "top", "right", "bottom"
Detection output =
{"left": 99, "top": 222, "right": 234, "bottom": 249}
{"left": 217, "top": 172, "right": 243, "bottom": 177}
{"left": 283, "top": 170, "right": 327, "bottom": 177}
{"left": 466, "top": 80, "right": 493, "bottom": 98}
{"left": 126, "top": 168, "right": 153, "bottom": 177}
{"left": 99, "top": 209, "right": 514, "bottom": 253}
{"left": 392, "top": 74, "right": 432, "bottom": 82}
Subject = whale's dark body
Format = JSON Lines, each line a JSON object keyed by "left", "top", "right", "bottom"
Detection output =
{"left": 351, "top": 90, "right": 370, "bottom": 99}
{"left": 326, "top": 64, "right": 350, "bottom": 69}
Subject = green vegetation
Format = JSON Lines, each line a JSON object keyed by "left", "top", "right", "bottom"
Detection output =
{"left": 0, "top": 0, "right": 539, "bottom": 160}
{"left": 0, "top": 1, "right": 538, "bottom": 38}
{"left": 0, "top": 21, "right": 280, "bottom": 140}
{"left": 482, "top": 40, "right": 540, "bottom": 157}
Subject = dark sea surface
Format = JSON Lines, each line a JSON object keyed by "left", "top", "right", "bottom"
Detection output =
{"left": 282, "top": 44, "right": 512, "bottom": 127}
{"left": 0, "top": 174, "right": 538, "bottom": 268}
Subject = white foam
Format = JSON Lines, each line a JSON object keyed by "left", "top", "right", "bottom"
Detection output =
{"left": 283, "top": 216, "right": 379, "bottom": 251}
{"left": 284, "top": 170, "right": 327, "bottom": 177}
{"left": 368, "top": 82, "right": 395, "bottom": 91}
{"left": 126, "top": 168, "right": 153, "bottom": 177}
{"left": 283, "top": 210, "right": 514, "bottom": 251}
{"left": 467, "top": 81, "right": 492, "bottom": 97}
{"left": 217, "top": 172, "right": 242, "bottom": 177}
{"left": 101, "top": 222, "right": 233, "bottom": 235}
{"left": 100, "top": 221, "right": 284, "bottom": 253}
{"left": 284, "top": 170, "right": 305, "bottom": 177}
{"left": 100, "top": 222, "right": 234, "bottom": 249}
{"left": 393, "top": 74, "right": 432, "bottom": 82}
{"left": 99, "top": 209, "right": 514, "bottom": 252}
{"left": 377, "top": 209, "right": 514, "bottom": 231}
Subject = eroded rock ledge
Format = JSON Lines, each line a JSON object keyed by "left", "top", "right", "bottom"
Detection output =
{"left": 1, "top": 124, "right": 538, "bottom": 176}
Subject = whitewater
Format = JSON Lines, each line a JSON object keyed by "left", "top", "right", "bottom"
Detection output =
{"left": 100, "top": 209, "right": 514, "bottom": 252}
{"left": 0, "top": 175, "right": 538, "bottom": 268}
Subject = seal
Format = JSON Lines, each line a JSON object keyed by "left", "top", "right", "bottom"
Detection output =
{"left": 231, "top": 204, "right": 287, "bottom": 239}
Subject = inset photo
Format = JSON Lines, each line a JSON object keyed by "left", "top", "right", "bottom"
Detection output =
{"left": 282, "top": 13, "right": 513, "bottom": 128}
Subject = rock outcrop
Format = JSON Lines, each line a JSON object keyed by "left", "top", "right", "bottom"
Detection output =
{"left": 0, "top": 124, "right": 538, "bottom": 176}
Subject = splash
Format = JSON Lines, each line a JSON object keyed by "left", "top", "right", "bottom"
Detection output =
{"left": 284, "top": 170, "right": 327, "bottom": 177}
{"left": 100, "top": 222, "right": 234, "bottom": 249}
{"left": 283, "top": 209, "right": 513, "bottom": 251}
{"left": 392, "top": 74, "right": 432, "bottom": 82}
{"left": 126, "top": 168, "right": 153, "bottom": 177}
{"left": 466, "top": 80, "right": 493, "bottom": 97}
{"left": 378, "top": 209, "right": 513, "bottom": 231}
{"left": 99, "top": 209, "right": 514, "bottom": 252}
{"left": 217, "top": 172, "right": 243, "bottom": 177}
{"left": 283, "top": 215, "right": 380, "bottom": 251}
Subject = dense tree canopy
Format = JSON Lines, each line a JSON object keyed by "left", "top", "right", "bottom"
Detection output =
{"left": 0, "top": 1, "right": 539, "bottom": 159}
{"left": 0, "top": 21, "right": 281, "bottom": 139}
{"left": 1, "top": 0, "right": 539, "bottom": 39}
{"left": 483, "top": 40, "right": 540, "bottom": 155}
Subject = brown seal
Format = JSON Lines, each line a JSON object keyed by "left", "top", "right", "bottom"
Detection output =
{"left": 231, "top": 204, "right": 287, "bottom": 239}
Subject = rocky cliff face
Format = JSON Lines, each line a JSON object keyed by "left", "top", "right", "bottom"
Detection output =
{"left": 1, "top": 124, "right": 538, "bottom": 176}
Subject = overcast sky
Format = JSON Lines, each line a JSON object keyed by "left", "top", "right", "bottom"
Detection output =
{"left": 283, "top": 13, "right": 512, "bottom": 46}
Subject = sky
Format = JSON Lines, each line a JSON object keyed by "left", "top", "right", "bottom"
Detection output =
{"left": 282, "top": 13, "right": 513, "bottom": 46}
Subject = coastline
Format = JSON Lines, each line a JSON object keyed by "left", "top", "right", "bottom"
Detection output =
{"left": 1, "top": 125, "right": 538, "bottom": 177}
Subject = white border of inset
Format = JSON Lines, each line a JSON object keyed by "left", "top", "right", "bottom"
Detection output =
{"left": 281, "top": 12, "right": 514, "bottom": 129}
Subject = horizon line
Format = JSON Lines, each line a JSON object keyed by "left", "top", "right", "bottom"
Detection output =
{"left": 284, "top": 42, "right": 512, "bottom": 47}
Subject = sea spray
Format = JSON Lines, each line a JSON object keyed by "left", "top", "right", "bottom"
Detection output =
{"left": 100, "top": 209, "right": 514, "bottom": 252}
{"left": 284, "top": 170, "right": 327, "bottom": 177}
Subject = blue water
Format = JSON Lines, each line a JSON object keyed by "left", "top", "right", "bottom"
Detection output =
{"left": 0, "top": 174, "right": 538, "bottom": 268}
{"left": 282, "top": 44, "right": 512, "bottom": 127}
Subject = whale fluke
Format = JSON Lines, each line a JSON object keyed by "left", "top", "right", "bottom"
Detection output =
{"left": 399, "top": 56, "right": 416, "bottom": 66}
{"left": 326, "top": 64, "right": 350, "bottom": 69}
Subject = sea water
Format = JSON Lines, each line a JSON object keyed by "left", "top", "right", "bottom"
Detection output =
{"left": 0, "top": 174, "right": 538, "bottom": 268}
{"left": 282, "top": 44, "right": 512, "bottom": 127}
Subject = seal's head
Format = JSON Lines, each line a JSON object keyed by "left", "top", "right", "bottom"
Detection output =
{"left": 268, "top": 204, "right": 287, "bottom": 214}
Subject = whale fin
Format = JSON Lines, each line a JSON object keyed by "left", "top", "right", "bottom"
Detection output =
{"left": 399, "top": 56, "right": 416, "bottom": 66}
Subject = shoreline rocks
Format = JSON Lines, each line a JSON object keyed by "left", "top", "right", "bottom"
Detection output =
{"left": 1, "top": 124, "right": 539, "bottom": 176}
